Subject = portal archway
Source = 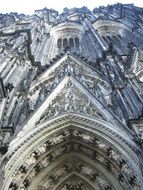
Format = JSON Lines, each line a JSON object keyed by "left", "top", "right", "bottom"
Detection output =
{"left": 2, "top": 113, "right": 143, "bottom": 190}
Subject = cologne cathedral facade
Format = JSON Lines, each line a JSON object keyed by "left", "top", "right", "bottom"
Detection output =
{"left": 0, "top": 3, "right": 143, "bottom": 190}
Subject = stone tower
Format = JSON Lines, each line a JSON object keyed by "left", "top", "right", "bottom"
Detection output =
{"left": 0, "top": 3, "right": 143, "bottom": 190}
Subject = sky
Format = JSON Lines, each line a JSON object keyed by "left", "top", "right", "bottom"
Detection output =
{"left": 0, "top": 0, "right": 142, "bottom": 14}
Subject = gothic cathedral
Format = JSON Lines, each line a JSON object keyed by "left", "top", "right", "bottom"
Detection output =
{"left": 0, "top": 4, "right": 143, "bottom": 190}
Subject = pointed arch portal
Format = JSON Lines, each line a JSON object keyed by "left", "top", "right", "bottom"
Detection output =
{"left": 2, "top": 113, "right": 143, "bottom": 190}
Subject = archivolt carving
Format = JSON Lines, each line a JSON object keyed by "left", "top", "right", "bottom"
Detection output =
{"left": 7, "top": 128, "right": 140, "bottom": 190}
{"left": 37, "top": 159, "right": 114, "bottom": 190}
{"left": 6, "top": 114, "right": 138, "bottom": 173}
{"left": 57, "top": 175, "right": 93, "bottom": 190}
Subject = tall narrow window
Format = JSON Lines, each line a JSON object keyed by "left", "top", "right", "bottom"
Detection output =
{"left": 63, "top": 38, "right": 68, "bottom": 49}
{"left": 57, "top": 38, "right": 62, "bottom": 48}
{"left": 69, "top": 38, "right": 74, "bottom": 48}
{"left": 75, "top": 37, "right": 80, "bottom": 48}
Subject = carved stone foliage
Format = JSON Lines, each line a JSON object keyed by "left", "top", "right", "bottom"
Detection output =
{"left": 60, "top": 181, "right": 89, "bottom": 190}
{"left": 38, "top": 159, "right": 114, "bottom": 190}
{"left": 37, "top": 80, "right": 106, "bottom": 124}
{"left": 7, "top": 128, "right": 140, "bottom": 190}
{"left": 28, "top": 55, "right": 111, "bottom": 112}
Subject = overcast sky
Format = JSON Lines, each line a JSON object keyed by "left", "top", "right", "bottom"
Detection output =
{"left": 0, "top": 0, "right": 142, "bottom": 14}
